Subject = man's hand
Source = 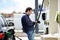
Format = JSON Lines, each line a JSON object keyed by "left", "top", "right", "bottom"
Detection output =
{"left": 33, "top": 21, "right": 40, "bottom": 25}
{"left": 37, "top": 21, "right": 40, "bottom": 23}
{"left": 35, "top": 21, "right": 40, "bottom": 23}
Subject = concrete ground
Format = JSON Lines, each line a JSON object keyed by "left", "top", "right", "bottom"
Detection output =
{"left": 16, "top": 37, "right": 41, "bottom": 40}
{"left": 15, "top": 32, "right": 41, "bottom": 40}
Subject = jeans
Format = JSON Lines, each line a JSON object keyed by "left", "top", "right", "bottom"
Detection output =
{"left": 26, "top": 30, "right": 34, "bottom": 40}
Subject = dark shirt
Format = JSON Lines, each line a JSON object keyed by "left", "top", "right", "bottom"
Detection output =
{"left": 21, "top": 14, "right": 35, "bottom": 33}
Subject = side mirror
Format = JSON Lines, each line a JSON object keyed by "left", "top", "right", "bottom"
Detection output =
{"left": 42, "top": 13, "right": 46, "bottom": 20}
{"left": 8, "top": 22, "right": 14, "bottom": 26}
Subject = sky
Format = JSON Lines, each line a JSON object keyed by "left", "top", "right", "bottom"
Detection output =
{"left": 0, "top": 0, "right": 43, "bottom": 13}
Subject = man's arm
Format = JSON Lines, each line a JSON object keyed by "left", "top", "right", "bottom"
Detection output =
{"left": 22, "top": 15, "right": 40, "bottom": 26}
{"left": 24, "top": 16, "right": 34, "bottom": 26}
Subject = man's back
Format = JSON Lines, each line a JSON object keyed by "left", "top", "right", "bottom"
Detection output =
{"left": 21, "top": 14, "right": 34, "bottom": 32}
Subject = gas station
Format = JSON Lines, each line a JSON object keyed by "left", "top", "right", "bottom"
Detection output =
{"left": 0, "top": 0, "right": 60, "bottom": 40}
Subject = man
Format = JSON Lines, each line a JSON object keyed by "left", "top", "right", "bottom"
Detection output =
{"left": 21, "top": 7, "right": 40, "bottom": 40}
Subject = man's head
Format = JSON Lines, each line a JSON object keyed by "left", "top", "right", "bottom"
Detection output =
{"left": 25, "top": 7, "right": 32, "bottom": 15}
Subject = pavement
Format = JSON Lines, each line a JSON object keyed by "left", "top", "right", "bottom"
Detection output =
{"left": 15, "top": 32, "right": 41, "bottom": 40}
{"left": 15, "top": 37, "right": 41, "bottom": 40}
